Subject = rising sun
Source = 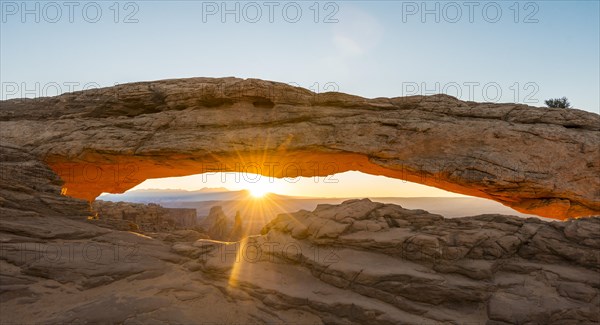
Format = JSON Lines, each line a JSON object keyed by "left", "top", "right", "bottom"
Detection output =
{"left": 247, "top": 184, "right": 271, "bottom": 198}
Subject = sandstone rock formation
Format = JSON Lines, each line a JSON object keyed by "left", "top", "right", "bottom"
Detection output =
{"left": 169, "top": 200, "right": 600, "bottom": 324}
{"left": 1, "top": 145, "right": 598, "bottom": 324}
{"left": 1, "top": 77, "right": 598, "bottom": 219}
{"left": 201, "top": 206, "right": 230, "bottom": 240}
{"left": 189, "top": 199, "right": 600, "bottom": 324}
{"left": 92, "top": 200, "right": 197, "bottom": 232}
{"left": 200, "top": 206, "right": 244, "bottom": 241}
{"left": 0, "top": 144, "right": 90, "bottom": 220}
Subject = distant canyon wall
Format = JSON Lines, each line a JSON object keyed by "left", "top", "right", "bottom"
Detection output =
{"left": 92, "top": 200, "right": 196, "bottom": 232}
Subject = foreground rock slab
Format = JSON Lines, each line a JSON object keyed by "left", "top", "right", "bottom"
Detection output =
{"left": 1, "top": 77, "right": 599, "bottom": 219}
{"left": 193, "top": 199, "right": 600, "bottom": 324}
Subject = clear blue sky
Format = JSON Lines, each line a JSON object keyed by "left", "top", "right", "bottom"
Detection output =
{"left": 2, "top": 1, "right": 599, "bottom": 197}
{"left": 2, "top": 1, "right": 598, "bottom": 111}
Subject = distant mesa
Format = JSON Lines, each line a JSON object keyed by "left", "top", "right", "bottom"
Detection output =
{"left": 91, "top": 200, "right": 197, "bottom": 232}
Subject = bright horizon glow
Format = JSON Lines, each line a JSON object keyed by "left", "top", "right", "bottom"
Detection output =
{"left": 248, "top": 184, "right": 269, "bottom": 198}
{"left": 124, "top": 171, "right": 467, "bottom": 198}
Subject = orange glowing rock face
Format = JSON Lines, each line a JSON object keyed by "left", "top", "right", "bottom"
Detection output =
{"left": 46, "top": 150, "right": 596, "bottom": 221}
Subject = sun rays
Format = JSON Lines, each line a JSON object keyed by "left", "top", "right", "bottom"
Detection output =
{"left": 225, "top": 191, "right": 291, "bottom": 288}
{"left": 246, "top": 182, "right": 273, "bottom": 198}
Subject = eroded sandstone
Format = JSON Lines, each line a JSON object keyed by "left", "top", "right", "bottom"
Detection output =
{"left": 92, "top": 200, "right": 197, "bottom": 232}
{"left": 180, "top": 199, "right": 600, "bottom": 324}
{"left": 1, "top": 77, "right": 598, "bottom": 219}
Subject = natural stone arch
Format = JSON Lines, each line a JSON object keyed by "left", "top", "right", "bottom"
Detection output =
{"left": 1, "top": 77, "right": 598, "bottom": 219}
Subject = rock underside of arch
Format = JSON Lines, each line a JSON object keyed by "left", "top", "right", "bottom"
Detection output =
{"left": 1, "top": 77, "right": 598, "bottom": 219}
